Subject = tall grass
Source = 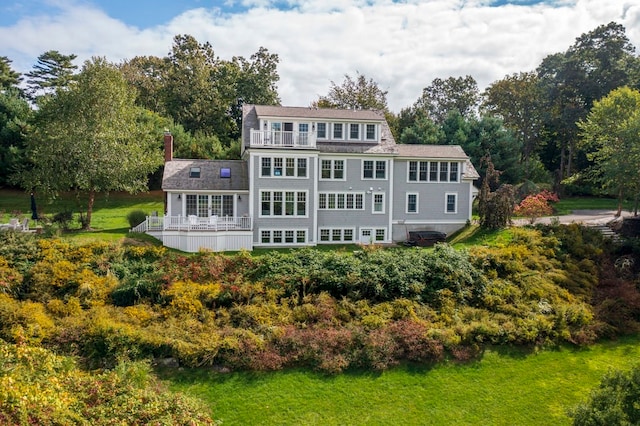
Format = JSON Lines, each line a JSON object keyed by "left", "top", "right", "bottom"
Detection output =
{"left": 163, "top": 335, "right": 640, "bottom": 425}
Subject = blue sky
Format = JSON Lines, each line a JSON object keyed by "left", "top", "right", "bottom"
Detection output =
{"left": 1, "top": 0, "right": 638, "bottom": 111}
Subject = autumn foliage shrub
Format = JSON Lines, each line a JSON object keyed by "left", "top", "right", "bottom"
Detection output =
{"left": 0, "top": 341, "right": 216, "bottom": 425}
{"left": 514, "top": 190, "right": 559, "bottom": 223}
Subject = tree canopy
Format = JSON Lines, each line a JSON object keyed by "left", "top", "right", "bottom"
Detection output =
{"left": 24, "top": 50, "right": 78, "bottom": 101}
{"left": 577, "top": 86, "right": 640, "bottom": 215}
{"left": 15, "top": 57, "right": 163, "bottom": 228}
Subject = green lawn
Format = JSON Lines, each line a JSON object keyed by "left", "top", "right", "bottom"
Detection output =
{"left": 163, "top": 335, "right": 640, "bottom": 426}
{"left": 0, "top": 189, "right": 164, "bottom": 241}
{"left": 553, "top": 196, "right": 633, "bottom": 215}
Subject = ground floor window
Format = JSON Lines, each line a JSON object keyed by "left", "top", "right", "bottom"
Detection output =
{"left": 184, "top": 194, "right": 233, "bottom": 217}
{"left": 260, "top": 228, "right": 307, "bottom": 245}
{"left": 319, "top": 227, "right": 355, "bottom": 243}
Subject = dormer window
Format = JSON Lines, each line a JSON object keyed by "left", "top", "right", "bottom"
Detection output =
{"left": 366, "top": 124, "right": 377, "bottom": 140}
{"left": 189, "top": 167, "right": 201, "bottom": 178}
{"left": 333, "top": 123, "right": 343, "bottom": 139}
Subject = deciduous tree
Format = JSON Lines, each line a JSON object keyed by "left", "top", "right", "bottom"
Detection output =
{"left": 15, "top": 57, "right": 163, "bottom": 229}
{"left": 315, "top": 72, "right": 389, "bottom": 112}
{"left": 577, "top": 86, "right": 640, "bottom": 215}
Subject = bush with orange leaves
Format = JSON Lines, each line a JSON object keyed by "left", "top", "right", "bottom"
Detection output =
{"left": 514, "top": 191, "right": 559, "bottom": 223}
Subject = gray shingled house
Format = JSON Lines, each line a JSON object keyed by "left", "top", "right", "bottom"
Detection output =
{"left": 133, "top": 105, "right": 479, "bottom": 252}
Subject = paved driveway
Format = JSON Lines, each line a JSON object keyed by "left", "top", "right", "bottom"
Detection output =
{"left": 513, "top": 210, "right": 634, "bottom": 226}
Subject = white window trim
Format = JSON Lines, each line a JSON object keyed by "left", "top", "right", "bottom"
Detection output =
{"left": 361, "top": 159, "right": 388, "bottom": 180}
{"left": 445, "top": 192, "right": 458, "bottom": 214}
{"left": 318, "top": 227, "right": 357, "bottom": 243}
{"left": 319, "top": 158, "right": 347, "bottom": 181}
{"left": 260, "top": 155, "right": 309, "bottom": 179}
{"left": 317, "top": 192, "right": 365, "bottom": 210}
{"left": 406, "top": 192, "right": 419, "bottom": 214}
{"left": 348, "top": 123, "right": 361, "bottom": 140}
{"left": 316, "top": 122, "right": 328, "bottom": 139}
{"left": 332, "top": 123, "right": 344, "bottom": 140}
{"left": 372, "top": 192, "right": 385, "bottom": 214}
{"left": 258, "top": 228, "right": 308, "bottom": 245}
{"left": 365, "top": 124, "right": 377, "bottom": 141}
{"left": 259, "top": 189, "right": 309, "bottom": 218}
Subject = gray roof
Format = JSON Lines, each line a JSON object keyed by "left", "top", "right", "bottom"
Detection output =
{"left": 162, "top": 160, "right": 249, "bottom": 191}
{"left": 395, "top": 144, "right": 480, "bottom": 179}
{"left": 395, "top": 144, "right": 469, "bottom": 159}
{"left": 252, "top": 105, "right": 385, "bottom": 121}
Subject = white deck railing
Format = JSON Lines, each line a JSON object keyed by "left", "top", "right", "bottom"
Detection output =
{"left": 250, "top": 130, "right": 315, "bottom": 148}
{"left": 130, "top": 215, "right": 252, "bottom": 233}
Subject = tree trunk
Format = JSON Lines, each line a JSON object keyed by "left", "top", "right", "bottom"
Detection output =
{"left": 85, "top": 189, "right": 95, "bottom": 230}
{"left": 616, "top": 187, "right": 623, "bottom": 217}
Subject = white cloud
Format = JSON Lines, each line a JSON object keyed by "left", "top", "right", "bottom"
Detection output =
{"left": 1, "top": 0, "right": 639, "bottom": 112}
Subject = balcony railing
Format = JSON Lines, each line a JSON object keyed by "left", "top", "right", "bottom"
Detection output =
{"left": 131, "top": 215, "right": 252, "bottom": 233}
{"left": 250, "top": 130, "right": 316, "bottom": 148}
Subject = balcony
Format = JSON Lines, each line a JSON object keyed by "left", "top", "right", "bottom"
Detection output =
{"left": 250, "top": 130, "right": 316, "bottom": 148}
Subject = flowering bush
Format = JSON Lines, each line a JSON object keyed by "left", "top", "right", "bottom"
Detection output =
{"left": 514, "top": 191, "right": 559, "bottom": 223}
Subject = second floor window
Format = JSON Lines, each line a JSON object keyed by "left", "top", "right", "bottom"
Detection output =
{"left": 363, "top": 160, "right": 386, "bottom": 179}
{"left": 321, "top": 159, "right": 345, "bottom": 180}
{"left": 366, "top": 124, "right": 376, "bottom": 140}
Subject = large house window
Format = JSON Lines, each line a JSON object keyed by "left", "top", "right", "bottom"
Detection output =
{"left": 261, "top": 229, "right": 307, "bottom": 245}
{"left": 407, "top": 193, "right": 418, "bottom": 213}
{"left": 372, "top": 193, "right": 385, "bottom": 214}
{"left": 363, "top": 160, "right": 386, "bottom": 179}
{"left": 445, "top": 193, "right": 458, "bottom": 214}
{"left": 409, "top": 161, "right": 461, "bottom": 182}
{"left": 320, "top": 159, "right": 345, "bottom": 180}
{"left": 318, "top": 192, "right": 365, "bottom": 210}
{"left": 261, "top": 190, "right": 307, "bottom": 217}
{"left": 319, "top": 228, "right": 355, "bottom": 243}
{"left": 333, "top": 123, "right": 343, "bottom": 139}
{"left": 366, "top": 124, "right": 376, "bottom": 140}
{"left": 261, "top": 156, "right": 308, "bottom": 178}
{"left": 317, "top": 123, "right": 327, "bottom": 139}
{"left": 349, "top": 123, "right": 360, "bottom": 140}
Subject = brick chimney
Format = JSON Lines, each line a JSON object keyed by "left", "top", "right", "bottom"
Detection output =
{"left": 164, "top": 131, "right": 173, "bottom": 162}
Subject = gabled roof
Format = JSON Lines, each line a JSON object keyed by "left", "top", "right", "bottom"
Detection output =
{"left": 162, "top": 159, "right": 249, "bottom": 191}
{"left": 253, "top": 105, "right": 385, "bottom": 121}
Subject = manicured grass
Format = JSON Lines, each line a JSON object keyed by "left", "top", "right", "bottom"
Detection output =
{"left": 553, "top": 196, "right": 632, "bottom": 215}
{"left": 162, "top": 335, "right": 640, "bottom": 426}
{"left": 0, "top": 189, "right": 164, "bottom": 241}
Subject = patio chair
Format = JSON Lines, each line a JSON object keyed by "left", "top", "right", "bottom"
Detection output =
{"left": 209, "top": 215, "right": 218, "bottom": 230}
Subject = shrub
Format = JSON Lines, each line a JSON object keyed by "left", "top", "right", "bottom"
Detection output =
{"left": 571, "top": 364, "right": 640, "bottom": 425}
{"left": 126, "top": 209, "right": 148, "bottom": 228}
{"left": 514, "top": 191, "right": 558, "bottom": 223}
{"left": 52, "top": 211, "right": 74, "bottom": 230}
{"left": 0, "top": 342, "right": 217, "bottom": 425}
